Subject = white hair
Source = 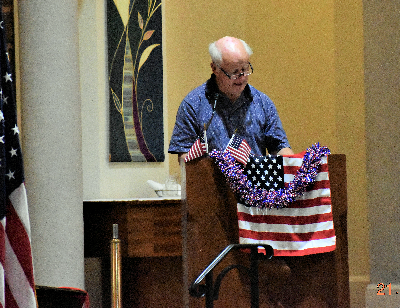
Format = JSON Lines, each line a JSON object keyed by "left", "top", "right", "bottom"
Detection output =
{"left": 208, "top": 38, "right": 253, "bottom": 65}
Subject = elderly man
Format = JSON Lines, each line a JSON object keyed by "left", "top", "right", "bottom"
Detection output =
{"left": 169, "top": 36, "right": 293, "bottom": 160}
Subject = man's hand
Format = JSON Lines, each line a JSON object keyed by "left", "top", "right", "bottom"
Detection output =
{"left": 178, "top": 152, "right": 187, "bottom": 164}
{"left": 277, "top": 147, "right": 295, "bottom": 155}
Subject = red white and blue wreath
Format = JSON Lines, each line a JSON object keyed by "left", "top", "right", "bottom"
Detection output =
{"left": 209, "top": 143, "right": 331, "bottom": 209}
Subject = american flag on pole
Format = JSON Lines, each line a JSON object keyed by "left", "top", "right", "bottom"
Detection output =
{"left": 225, "top": 134, "right": 251, "bottom": 165}
{"left": 0, "top": 5, "right": 37, "bottom": 308}
{"left": 237, "top": 152, "right": 336, "bottom": 256}
{"left": 184, "top": 137, "right": 207, "bottom": 163}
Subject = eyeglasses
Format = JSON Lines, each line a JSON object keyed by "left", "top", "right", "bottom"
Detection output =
{"left": 217, "top": 62, "right": 253, "bottom": 80}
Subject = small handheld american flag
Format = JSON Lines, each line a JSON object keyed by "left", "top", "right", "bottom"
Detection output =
{"left": 225, "top": 134, "right": 252, "bottom": 165}
{"left": 184, "top": 137, "right": 207, "bottom": 163}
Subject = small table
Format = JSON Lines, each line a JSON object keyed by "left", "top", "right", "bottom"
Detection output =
{"left": 83, "top": 198, "right": 183, "bottom": 307}
{"left": 84, "top": 198, "right": 182, "bottom": 258}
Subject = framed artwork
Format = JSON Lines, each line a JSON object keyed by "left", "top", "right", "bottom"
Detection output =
{"left": 107, "top": 0, "right": 164, "bottom": 162}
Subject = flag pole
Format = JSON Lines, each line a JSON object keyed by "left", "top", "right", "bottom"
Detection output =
{"left": 203, "top": 123, "right": 208, "bottom": 153}
{"left": 225, "top": 130, "right": 237, "bottom": 152}
{"left": 111, "top": 224, "right": 122, "bottom": 308}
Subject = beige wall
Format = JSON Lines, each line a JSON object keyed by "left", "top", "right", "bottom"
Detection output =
{"left": 363, "top": 1, "right": 400, "bottom": 306}
{"left": 166, "top": 1, "right": 368, "bottom": 302}
{"left": 78, "top": 0, "right": 368, "bottom": 305}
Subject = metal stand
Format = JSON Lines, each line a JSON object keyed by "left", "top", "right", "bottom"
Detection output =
{"left": 189, "top": 244, "right": 273, "bottom": 308}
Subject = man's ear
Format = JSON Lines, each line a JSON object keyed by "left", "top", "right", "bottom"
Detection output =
{"left": 210, "top": 62, "right": 217, "bottom": 73}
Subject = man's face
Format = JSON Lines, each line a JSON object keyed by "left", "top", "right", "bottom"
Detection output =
{"left": 212, "top": 54, "right": 250, "bottom": 102}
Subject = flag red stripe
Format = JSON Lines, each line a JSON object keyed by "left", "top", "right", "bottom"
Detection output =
{"left": 0, "top": 221, "right": 4, "bottom": 308}
{"left": 288, "top": 196, "right": 332, "bottom": 208}
{"left": 0, "top": 222, "right": 5, "bottom": 265}
{"left": 272, "top": 245, "right": 336, "bottom": 256}
{"left": 5, "top": 283, "right": 18, "bottom": 308}
{"left": 238, "top": 212, "right": 334, "bottom": 225}
{"left": 287, "top": 179, "right": 330, "bottom": 191}
{"left": 283, "top": 162, "right": 329, "bottom": 176}
{"left": 0, "top": 219, "right": 4, "bottom": 308}
{"left": 284, "top": 180, "right": 330, "bottom": 191}
{"left": 239, "top": 228, "right": 335, "bottom": 242}
{"left": 6, "top": 200, "right": 35, "bottom": 288}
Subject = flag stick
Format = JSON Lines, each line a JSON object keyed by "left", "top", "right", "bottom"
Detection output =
{"left": 111, "top": 224, "right": 122, "bottom": 308}
{"left": 203, "top": 123, "right": 208, "bottom": 153}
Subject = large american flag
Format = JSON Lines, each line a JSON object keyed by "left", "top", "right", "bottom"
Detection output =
{"left": 0, "top": 6, "right": 37, "bottom": 308}
{"left": 237, "top": 152, "right": 336, "bottom": 256}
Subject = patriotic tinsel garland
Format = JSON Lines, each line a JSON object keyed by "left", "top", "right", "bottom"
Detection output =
{"left": 209, "top": 143, "right": 331, "bottom": 209}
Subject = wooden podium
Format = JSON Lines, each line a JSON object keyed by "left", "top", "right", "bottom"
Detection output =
{"left": 183, "top": 155, "right": 349, "bottom": 308}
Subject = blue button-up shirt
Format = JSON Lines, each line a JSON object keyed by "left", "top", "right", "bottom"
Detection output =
{"left": 168, "top": 75, "right": 290, "bottom": 156}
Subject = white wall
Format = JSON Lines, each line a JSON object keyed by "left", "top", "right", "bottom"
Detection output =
{"left": 18, "top": 0, "right": 85, "bottom": 289}
{"left": 78, "top": 0, "right": 171, "bottom": 200}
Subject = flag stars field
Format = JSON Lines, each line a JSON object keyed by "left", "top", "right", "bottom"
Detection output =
{"left": 244, "top": 155, "right": 285, "bottom": 191}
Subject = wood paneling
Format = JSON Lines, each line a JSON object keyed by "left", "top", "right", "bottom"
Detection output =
{"left": 127, "top": 204, "right": 182, "bottom": 257}
{"left": 84, "top": 199, "right": 182, "bottom": 258}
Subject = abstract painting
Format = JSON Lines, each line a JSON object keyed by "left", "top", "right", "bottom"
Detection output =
{"left": 108, "top": 0, "right": 163, "bottom": 162}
